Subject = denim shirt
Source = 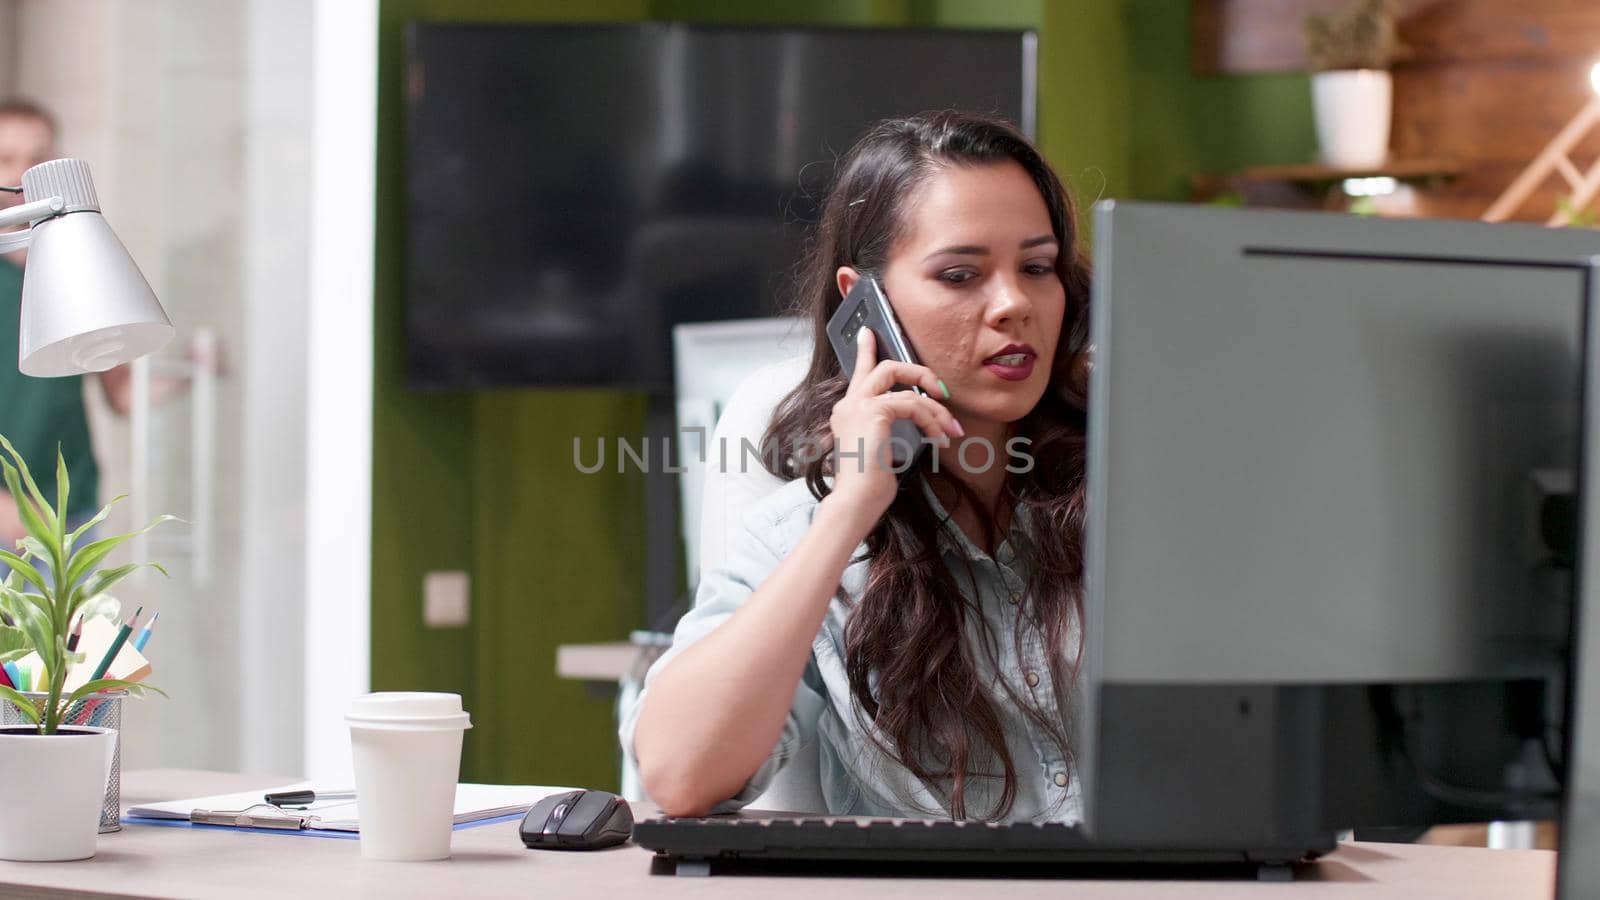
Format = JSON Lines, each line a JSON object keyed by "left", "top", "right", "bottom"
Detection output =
{"left": 619, "top": 476, "right": 1083, "bottom": 823}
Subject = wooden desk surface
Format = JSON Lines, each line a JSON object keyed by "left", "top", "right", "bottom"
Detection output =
{"left": 0, "top": 770, "right": 1557, "bottom": 899}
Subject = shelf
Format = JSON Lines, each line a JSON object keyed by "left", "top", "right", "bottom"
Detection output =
{"left": 1224, "top": 158, "right": 1463, "bottom": 185}
{"left": 1190, "top": 158, "right": 1465, "bottom": 211}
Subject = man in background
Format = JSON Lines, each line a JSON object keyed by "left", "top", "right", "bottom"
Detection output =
{"left": 0, "top": 99, "right": 131, "bottom": 544}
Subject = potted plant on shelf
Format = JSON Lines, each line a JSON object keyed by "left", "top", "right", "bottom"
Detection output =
{"left": 1303, "top": 0, "right": 1407, "bottom": 169}
{"left": 0, "top": 435, "right": 169, "bottom": 861}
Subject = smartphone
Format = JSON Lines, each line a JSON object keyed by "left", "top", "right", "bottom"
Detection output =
{"left": 825, "top": 275, "right": 929, "bottom": 473}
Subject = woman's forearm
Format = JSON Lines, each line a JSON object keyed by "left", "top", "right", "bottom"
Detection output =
{"left": 634, "top": 493, "right": 876, "bottom": 816}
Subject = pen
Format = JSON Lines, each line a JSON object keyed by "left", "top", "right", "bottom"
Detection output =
{"left": 264, "top": 789, "right": 357, "bottom": 807}
{"left": 66, "top": 615, "right": 82, "bottom": 652}
{"left": 133, "top": 612, "right": 159, "bottom": 652}
{"left": 1, "top": 661, "right": 19, "bottom": 691}
{"left": 191, "top": 809, "right": 309, "bottom": 830}
{"left": 90, "top": 608, "right": 140, "bottom": 682}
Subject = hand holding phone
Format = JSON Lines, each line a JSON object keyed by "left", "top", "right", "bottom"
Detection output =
{"left": 824, "top": 276, "right": 962, "bottom": 506}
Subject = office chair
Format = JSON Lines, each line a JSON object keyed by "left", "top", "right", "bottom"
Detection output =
{"left": 688, "top": 352, "right": 826, "bottom": 812}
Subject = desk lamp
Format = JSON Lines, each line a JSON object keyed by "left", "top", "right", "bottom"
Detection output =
{"left": 0, "top": 158, "right": 173, "bottom": 375}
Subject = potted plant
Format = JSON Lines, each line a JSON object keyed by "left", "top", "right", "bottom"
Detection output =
{"left": 0, "top": 435, "right": 169, "bottom": 861}
{"left": 1303, "top": 0, "right": 1407, "bottom": 169}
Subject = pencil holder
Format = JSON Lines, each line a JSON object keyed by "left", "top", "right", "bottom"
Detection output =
{"left": 1, "top": 691, "right": 125, "bottom": 833}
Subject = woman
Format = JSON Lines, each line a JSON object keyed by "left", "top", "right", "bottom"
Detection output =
{"left": 623, "top": 110, "right": 1092, "bottom": 823}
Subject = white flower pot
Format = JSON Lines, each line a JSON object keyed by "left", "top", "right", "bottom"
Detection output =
{"left": 0, "top": 726, "right": 115, "bottom": 861}
{"left": 1311, "top": 69, "right": 1392, "bottom": 169}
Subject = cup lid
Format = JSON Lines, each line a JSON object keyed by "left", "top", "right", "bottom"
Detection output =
{"left": 345, "top": 692, "right": 472, "bottom": 730}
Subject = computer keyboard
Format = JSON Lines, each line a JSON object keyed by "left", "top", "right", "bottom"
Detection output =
{"left": 632, "top": 813, "right": 1328, "bottom": 878}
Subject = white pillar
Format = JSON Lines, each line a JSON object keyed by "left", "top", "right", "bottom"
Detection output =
{"left": 238, "top": 0, "right": 313, "bottom": 777}
{"left": 304, "top": 0, "right": 376, "bottom": 780}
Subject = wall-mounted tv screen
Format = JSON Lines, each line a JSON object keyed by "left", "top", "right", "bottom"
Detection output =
{"left": 405, "top": 22, "right": 1035, "bottom": 391}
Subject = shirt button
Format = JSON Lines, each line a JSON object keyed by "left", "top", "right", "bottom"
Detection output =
{"left": 1008, "top": 593, "right": 1020, "bottom": 605}
{"left": 1025, "top": 672, "right": 1040, "bottom": 687}
{"left": 1053, "top": 772, "right": 1068, "bottom": 788}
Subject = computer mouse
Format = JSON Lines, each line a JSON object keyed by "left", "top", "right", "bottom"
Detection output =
{"left": 520, "top": 789, "right": 633, "bottom": 850}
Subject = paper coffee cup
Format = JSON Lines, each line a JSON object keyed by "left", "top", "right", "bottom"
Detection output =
{"left": 346, "top": 692, "right": 472, "bottom": 861}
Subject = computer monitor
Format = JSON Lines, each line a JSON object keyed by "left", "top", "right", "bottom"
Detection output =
{"left": 1566, "top": 266, "right": 1600, "bottom": 896}
{"left": 1083, "top": 201, "right": 1599, "bottom": 857}
{"left": 672, "top": 317, "right": 812, "bottom": 592}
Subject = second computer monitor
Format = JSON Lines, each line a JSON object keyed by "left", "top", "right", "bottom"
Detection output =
{"left": 1083, "top": 202, "right": 1599, "bottom": 849}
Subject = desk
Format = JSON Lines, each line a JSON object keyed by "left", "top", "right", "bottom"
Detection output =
{"left": 0, "top": 769, "right": 1556, "bottom": 899}
{"left": 555, "top": 641, "right": 643, "bottom": 682}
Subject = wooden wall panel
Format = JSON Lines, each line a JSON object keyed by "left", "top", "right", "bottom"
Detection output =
{"left": 1195, "top": 0, "right": 1600, "bottom": 74}
{"left": 1192, "top": 0, "right": 1343, "bottom": 73}
{"left": 1404, "top": 160, "right": 1584, "bottom": 221}
{"left": 1400, "top": 1, "right": 1600, "bottom": 66}
{"left": 1391, "top": 61, "right": 1596, "bottom": 161}
{"left": 1191, "top": 0, "right": 1600, "bottom": 222}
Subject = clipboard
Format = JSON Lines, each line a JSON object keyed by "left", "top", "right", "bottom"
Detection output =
{"left": 124, "top": 783, "right": 578, "bottom": 838}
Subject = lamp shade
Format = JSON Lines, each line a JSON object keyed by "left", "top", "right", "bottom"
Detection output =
{"left": 16, "top": 159, "right": 173, "bottom": 376}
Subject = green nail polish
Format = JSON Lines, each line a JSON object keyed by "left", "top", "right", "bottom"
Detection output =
{"left": 938, "top": 379, "right": 950, "bottom": 400}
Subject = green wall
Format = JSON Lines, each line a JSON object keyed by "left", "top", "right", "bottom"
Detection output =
{"left": 1040, "top": 3, "right": 1132, "bottom": 223}
{"left": 372, "top": 0, "right": 1309, "bottom": 790}
{"left": 1124, "top": 0, "right": 1316, "bottom": 201}
{"left": 373, "top": 0, "right": 654, "bottom": 790}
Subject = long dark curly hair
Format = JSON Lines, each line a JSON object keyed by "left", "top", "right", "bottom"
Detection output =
{"left": 763, "top": 111, "right": 1093, "bottom": 819}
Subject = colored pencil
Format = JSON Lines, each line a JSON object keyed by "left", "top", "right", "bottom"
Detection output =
{"left": 90, "top": 609, "right": 139, "bottom": 682}
{"left": 133, "top": 611, "right": 159, "bottom": 653}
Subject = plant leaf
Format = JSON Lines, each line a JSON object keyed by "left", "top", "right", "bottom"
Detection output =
{"left": 17, "top": 537, "right": 47, "bottom": 562}
{"left": 64, "top": 678, "right": 166, "bottom": 710}
{"left": 10, "top": 603, "right": 51, "bottom": 673}
{"left": 0, "top": 550, "right": 48, "bottom": 598}
{"left": 21, "top": 615, "right": 50, "bottom": 657}
{"left": 66, "top": 495, "right": 125, "bottom": 550}
{"left": 0, "top": 583, "right": 44, "bottom": 622}
{"left": 1, "top": 588, "right": 53, "bottom": 625}
{"left": 0, "top": 460, "right": 55, "bottom": 564}
{"left": 53, "top": 445, "right": 67, "bottom": 546}
{"left": 80, "top": 564, "right": 160, "bottom": 603}
{"left": 0, "top": 622, "right": 28, "bottom": 664}
{"left": 0, "top": 434, "right": 52, "bottom": 526}
{"left": 63, "top": 515, "right": 179, "bottom": 591}
{"left": 0, "top": 684, "right": 39, "bottom": 726}
{"left": 0, "top": 584, "right": 26, "bottom": 625}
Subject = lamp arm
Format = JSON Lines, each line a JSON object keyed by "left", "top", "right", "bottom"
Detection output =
{"left": 0, "top": 196, "right": 66, "bottom": 252}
